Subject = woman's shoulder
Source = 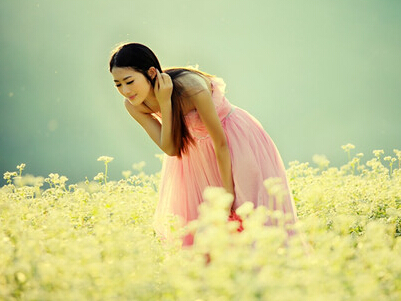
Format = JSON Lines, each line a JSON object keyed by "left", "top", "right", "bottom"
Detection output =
{"left": 178, "top": 73, "right": 211, "bottom": 93}
{"left": 165, "top": 68, "right": 213, "bottom": 95}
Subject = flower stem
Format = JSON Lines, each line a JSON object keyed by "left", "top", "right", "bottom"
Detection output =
{"left": 104, "top": 163, "right": 108, "bottom": 185}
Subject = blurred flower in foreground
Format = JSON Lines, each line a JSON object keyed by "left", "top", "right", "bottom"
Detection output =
{"left": 1, "top": 148, "right": 401, "bottom": 300}
{"left": 312, "top": 154, "right": 330, "bottom": 170}
{"left": 132, "top": 161, "right": 146, "bottom": 172}
{"left": 122, "top": 170, "right": 132, "bottom": 179}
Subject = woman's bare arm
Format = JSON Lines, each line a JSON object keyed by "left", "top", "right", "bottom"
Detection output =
{"left": 188, "top": 78, "right": 235, "bottom": 196}
{"left": 124, "top": 70, "right": 177, "bottom": 156}
{"left": 124, "top": 100, "right": 177, "bottom": 156}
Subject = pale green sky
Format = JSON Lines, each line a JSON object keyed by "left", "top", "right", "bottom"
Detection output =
{"left": 1, "top": 0, "right": 400, "bottom": 185}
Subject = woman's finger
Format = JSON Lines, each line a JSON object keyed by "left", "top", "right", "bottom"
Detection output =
{"left": 154, "top": 74, "right": 159, "bottom": 91}
{"left": 156, "top": 69, "right": 163, "bottom": 86}
{"left": 160, "top": 72, "right": 171, "bottom": 86}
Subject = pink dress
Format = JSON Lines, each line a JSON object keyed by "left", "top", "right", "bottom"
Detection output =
{"left": 153, "top": 77, "right": 298, "bottom": 246}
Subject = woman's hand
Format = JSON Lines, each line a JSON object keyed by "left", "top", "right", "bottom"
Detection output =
{"left": 154, "top": 69, "right": 173, "bottom": 105}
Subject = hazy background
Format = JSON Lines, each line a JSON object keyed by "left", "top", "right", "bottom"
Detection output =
{"left": 1, "top": 0, "right": 400, "bottom": 186}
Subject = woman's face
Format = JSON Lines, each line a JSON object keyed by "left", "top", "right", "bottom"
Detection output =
{"left": 111, "top": 67, "right": 152, "bottom": 106}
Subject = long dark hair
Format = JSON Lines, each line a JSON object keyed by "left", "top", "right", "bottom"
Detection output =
{"left": 109, "top": 43, "right": 212, "bottom": 157}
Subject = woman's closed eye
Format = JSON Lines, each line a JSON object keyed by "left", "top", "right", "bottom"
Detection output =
{"left": 115, "top": 80, "right": 134, "bottom": 87}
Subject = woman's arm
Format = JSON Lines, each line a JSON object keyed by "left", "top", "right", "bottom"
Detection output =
{"left": 154, "top": 70, "right": 177, "bottom": 155}
{"left": 123, "top": 70, "right": 178, "bottom": 156}
{"left": 124, "top": 100, "right": 177, "bottom": 156}
{"left": 189, "top": 82, "right": 235, "bottom": 196}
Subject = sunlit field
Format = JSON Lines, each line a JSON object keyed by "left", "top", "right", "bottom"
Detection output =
{"left": 1, "top": 145, "right": 401, "bottom": 301}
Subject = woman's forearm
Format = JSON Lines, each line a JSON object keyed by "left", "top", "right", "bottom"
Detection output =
{"left": 159, "top": 100, "right": 177, "bottom": 156}
{"left": 154, "top": 70, "right": 177, "bottom": 156}
{"left": 215, "top": 144, "right": 235, "bottom": 196}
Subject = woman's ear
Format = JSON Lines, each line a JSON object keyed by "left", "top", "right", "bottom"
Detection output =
{"left": 147, "top": 67, "right": 157, "bottom": 80}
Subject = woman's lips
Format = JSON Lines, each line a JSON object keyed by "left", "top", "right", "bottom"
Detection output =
{"left": 129, "top": 94, "right": 136, "bottom": 100}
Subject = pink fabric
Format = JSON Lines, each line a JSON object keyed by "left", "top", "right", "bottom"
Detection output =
{"left": 153, "top": 77, "right": 298, "bottom": 245}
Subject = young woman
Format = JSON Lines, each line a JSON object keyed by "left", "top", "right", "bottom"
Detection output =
{"left": 109, "top": 43, "right": 298, "bottom": 246}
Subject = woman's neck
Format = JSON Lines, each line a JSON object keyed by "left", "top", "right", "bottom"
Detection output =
{"left": 144, "top": 92, "right": 160, "bottom": 113}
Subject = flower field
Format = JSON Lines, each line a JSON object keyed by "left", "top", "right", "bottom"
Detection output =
{"left": 1, "top": 146, "right": 401, "bottom": 301}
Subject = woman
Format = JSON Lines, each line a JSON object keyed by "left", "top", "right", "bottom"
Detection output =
{"left": 109, "top": 43, "right": 298, "bottom": 246}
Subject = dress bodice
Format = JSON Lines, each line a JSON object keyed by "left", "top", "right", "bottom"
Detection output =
{"left": 185, "top": 77, "right": 233, "bottom": 139}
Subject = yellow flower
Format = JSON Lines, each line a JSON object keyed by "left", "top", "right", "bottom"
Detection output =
{"left": 373, "top": 150, "right": 384, "bottom": 158}
{"left": 97, "top": 156, "right": 114, "bottom": 163}
{"left": 94, "top": 172, "right": 105, "bottom": 182}
{"left": 236, "top": 201, "right": 254, "bottom": 217}
{"left": 132, "top": 161, "right": 146, "bottom": 171}
{"left": 17, "top": 163, "right": 26, "bottom": 170}
{"left": 312, "top": 154, "right": 330, "bottom": 169}
{"left": 341, "top": 143, "right": 355, "bottom": 152}
{"left": 122, "top": 170, "right": 132, "bottom": 179}
{"left": 3, "top": 171, "right": 17, "bottom": 180}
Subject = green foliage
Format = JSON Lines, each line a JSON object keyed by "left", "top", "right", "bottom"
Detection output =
{"left": 1, "top": 147, "right": 401, "bottom": 300}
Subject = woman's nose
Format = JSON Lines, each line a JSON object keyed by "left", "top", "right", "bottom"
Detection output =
{"left": 122, "top": 85, "right": 131, "bottom": 95}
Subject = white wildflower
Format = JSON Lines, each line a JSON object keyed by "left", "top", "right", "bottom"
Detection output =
{"left": 132, "top": 161, "right": 146, "bottom": 171}
{"left": 312, "top": 154, "right": 330, "bottom": 169}
{"left": 94, "top": 172, "right": 105, "bottom": 182}
{"left": 122, "top": 170, "right": 132, "bottom": 179}
{"left": 97, "top": 156, "right": 114, "bottom": 163}
{"left": 236, "top": 201, "right": 254, "bottom": 217}
{"left": 341, "top": 143, "right": 355, "bottom": 152}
